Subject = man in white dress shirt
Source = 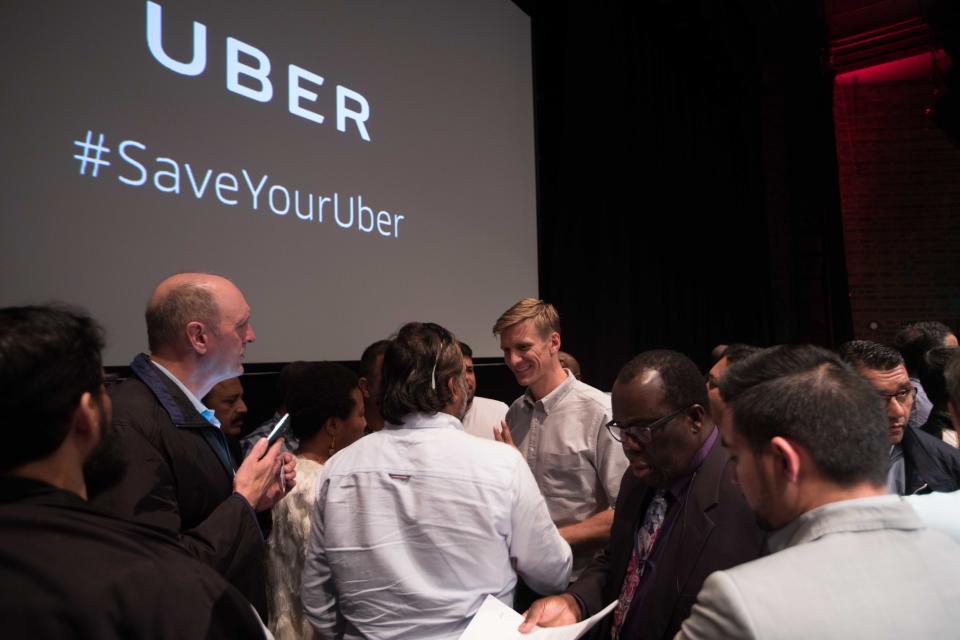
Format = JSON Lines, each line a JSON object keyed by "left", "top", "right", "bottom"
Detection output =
{"left": 303, "top": 322, "right": 571, "bottom": 640}
{"left": 458, "top": 341, "right": 509, "bottom": 440}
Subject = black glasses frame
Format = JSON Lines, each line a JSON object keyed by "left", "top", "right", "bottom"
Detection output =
{"left": 606, "top": 404, "right": 692, "bottom": 444}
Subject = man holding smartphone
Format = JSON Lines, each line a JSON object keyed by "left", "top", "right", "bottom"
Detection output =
{"left": 91, "top": 272, "right": 296, "bottom": 617}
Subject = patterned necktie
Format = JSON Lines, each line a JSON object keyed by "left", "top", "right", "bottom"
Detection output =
{"left": 611, "top": 489, "right": 669, "bottom": 639}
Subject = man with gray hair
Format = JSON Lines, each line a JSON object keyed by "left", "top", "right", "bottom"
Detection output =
{"left": 303, "top": 322, "right": 571, "bottom": 640}
{"left": 92, "top": 273, "right": 296, "bottom": 616}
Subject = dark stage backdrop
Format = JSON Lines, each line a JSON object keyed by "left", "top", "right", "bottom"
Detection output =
{"left": 523, "top": 0, "right": 853, "bottom": 386}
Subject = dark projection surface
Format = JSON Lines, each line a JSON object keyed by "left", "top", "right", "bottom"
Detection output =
{"left": 0, "top": 1, "right": 537, "bottom": 364}
{"left": 528, "top": 1, "right": 851, "bottom": 386}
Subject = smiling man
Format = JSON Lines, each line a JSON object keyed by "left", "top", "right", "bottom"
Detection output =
{"left": 91, "top": 272, "right": 296, "bottom": 616}
{"left": 519, "top": 350, "right": 763, "bottom": 640}
{"left": 839, "top": 340, "right": 960, "bottom": 495}
{"left": 493, "top": 298, "right": 627, "bottom": 582}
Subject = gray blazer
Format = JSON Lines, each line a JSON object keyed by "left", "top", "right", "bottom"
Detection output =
{"left": 676, "top": 495, "right": 960, "bottom": 640}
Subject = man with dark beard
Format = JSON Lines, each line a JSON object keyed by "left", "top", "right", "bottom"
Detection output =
{"left": 0, "top": 306, "right": 268, "bottom": 638}
{"left": 677, "top": 345, "right": 960, "bottom": 639}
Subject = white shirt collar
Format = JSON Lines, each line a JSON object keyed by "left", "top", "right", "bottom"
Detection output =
{"left": 151, "top": 360, "right": 221, "bottom": 428}
{"left": 385, "top": 412, "right": 463, "bottom": 431}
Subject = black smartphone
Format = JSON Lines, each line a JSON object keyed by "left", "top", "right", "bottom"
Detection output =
{"left": 266, "top": 413, "right": 290, "bottom": 447}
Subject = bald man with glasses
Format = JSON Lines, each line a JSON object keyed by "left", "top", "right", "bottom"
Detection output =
{"left": 839, "top": 340, "right": 960, "bottom": 495}
{"left": 519, "top": 350, "right": 764, "bottom": 640}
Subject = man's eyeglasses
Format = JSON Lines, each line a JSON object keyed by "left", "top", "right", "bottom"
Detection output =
{"left": 877, "top": 386, "right": 916, "bottom": 407}
{"left": 606, "top": 405, "right": 692, "bottom": 444}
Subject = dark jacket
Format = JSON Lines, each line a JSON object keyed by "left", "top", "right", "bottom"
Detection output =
{"left": 91, "top": 354, "right": 267, "bottom": 615}
{"left": 567, "top": 438, "right": 765, "bottom": 640}
{"left": 0, "top": 477, "right": 266, "bottom": 639}
{"left": 902, "top": 424, "right": 960, "bottom": 494}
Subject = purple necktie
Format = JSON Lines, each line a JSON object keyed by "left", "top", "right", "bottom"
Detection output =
{"left": 611, "top": 490, "right": 668, "bottom": 639}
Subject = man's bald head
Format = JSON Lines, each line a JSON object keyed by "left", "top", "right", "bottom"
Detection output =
{"left": 145, "top": 273, "right": 255, "bottom": 393}
{"left": 146, "top": 273, "right": 231, "bottom": 352}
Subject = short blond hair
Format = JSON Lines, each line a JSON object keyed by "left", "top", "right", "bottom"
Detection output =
{"left": 493, "top": 298, "right": 560, "bottom": 337}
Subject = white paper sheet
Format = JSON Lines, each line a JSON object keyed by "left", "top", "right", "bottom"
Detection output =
{"left": 459, "top": 595, "right": 618, "bottom": 640}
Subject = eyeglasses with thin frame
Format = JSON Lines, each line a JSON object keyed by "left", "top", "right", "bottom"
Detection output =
{"left": 606, "top": 404, "right": 692, "bottom": 444}
{"left": 877, "top": 385, "right": 916, "bottom": 407}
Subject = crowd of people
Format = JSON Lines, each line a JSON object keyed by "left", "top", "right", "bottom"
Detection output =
{"left": 1, "top": 271, "right": 958, "bottom": 639}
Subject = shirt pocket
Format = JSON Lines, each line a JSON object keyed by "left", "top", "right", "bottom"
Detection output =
{"left": 538, "top": 452, "right": 589, "bottom": 499}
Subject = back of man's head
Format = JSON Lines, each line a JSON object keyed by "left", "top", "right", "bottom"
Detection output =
{"left": 721, "top": 343, "right": 761, "bottom": 366}
{"left": 617, "top": 349, "right": 708, "bottom": 413}
{"left": 492, "top": 297, "right": 560, "bottom": 337}
{"left": 945, "top": 350, "right": 960, "bottom": 412}
{"left": 288, "top": 362, "right": 359, "bottom": 442}
{"left": 837, "top": 340, "right": 903, "bottom": 373}
{"left": 276, "top": 360, "right": 311, "bottom": 413}
{"left": 360, "top": 340, "right": 390, "bottom": 379}
{"left": 721, "top": 344, "right": 888, "bottom": 487}
{"left": 145, "top": 274, "right": 219, "bottom": 352}
{"left": 0, "top": 306, "right": 104, "bottom": 472}
{"left": 380, "top": 323, "right": 464, "bottom": 425}
{"left": 919, "top": 346, "right": 960, "bottom": 410}
{"left": 895, "top": 321, "right": 956, "bottom": 375}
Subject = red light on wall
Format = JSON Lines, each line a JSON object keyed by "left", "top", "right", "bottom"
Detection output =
{"left": 835, "top": 50, "right": 947, "bottom": 85}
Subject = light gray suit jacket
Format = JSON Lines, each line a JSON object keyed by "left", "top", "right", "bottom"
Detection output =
{"left": 675, "top": 495, "right": 960, "bottom": 640}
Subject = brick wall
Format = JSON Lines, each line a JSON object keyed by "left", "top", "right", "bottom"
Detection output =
{"left": 834, "top": 73, "right": 960, "bottom": 344}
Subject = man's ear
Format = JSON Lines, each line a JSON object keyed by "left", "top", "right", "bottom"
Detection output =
{"left": 446, "top": 375, "right": 458, "bottom": 401}
{"left": 186, "top": 321, "right": 208, "bottom": 354}
{"left": 687, "top": 404, "right": 706, "bottom": 433}
{"left": 324, "top": 416, "right": 339, "bottom": 437}
{"left": 549, "top": 331, "right": 561, "bottom": 354}
{"left": 357, "top": 376, "right": 371, "bottom": 399}
{"left": 769, "top": 436, "right": 801, "bottom": 483}
{"left": 72, "top": 391, "right": 99, "bottom": 444}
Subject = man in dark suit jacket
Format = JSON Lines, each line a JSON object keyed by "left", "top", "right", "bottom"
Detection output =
{"left": 839, "top": 340, "right": 960, "bottom": 495}
{"left": 91, "top": 273, "right": 296, "bottom": 616}
{"left": 520, "top": 350, "right": 765, "bottom": 640}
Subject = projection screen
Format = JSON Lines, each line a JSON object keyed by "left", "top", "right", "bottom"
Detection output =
{"left": 0, "top": 1, "right": 538, "bottom": 364}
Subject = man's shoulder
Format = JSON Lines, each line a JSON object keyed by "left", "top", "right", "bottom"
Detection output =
{"left": 325, "top": 426, "right": 525, "bottom": 481}
{"left": 545, "top": 379, "right": 611, "bottom": 423}
{"left": 472, "top": 396, "right": 510, "bottom": 412}
{"left": 903, "top": 426, "right": 960, "bottom": 485}
{"left": 109, "top": 365, "right": 203, "bottom": 434}
{"left": 0, "top": 497, "right": 262, "bottom": 636}
{"left": 109, "top": 375, "right": 169, "bottom": 431}
{"left": 732, "top": 497, "right": 954, "bottom": 575}
{"left": 568, "top": 379, "right": 611, "bottom": 409}
{"left": 908, "top": 425, "right": 960, "bottom": 459}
